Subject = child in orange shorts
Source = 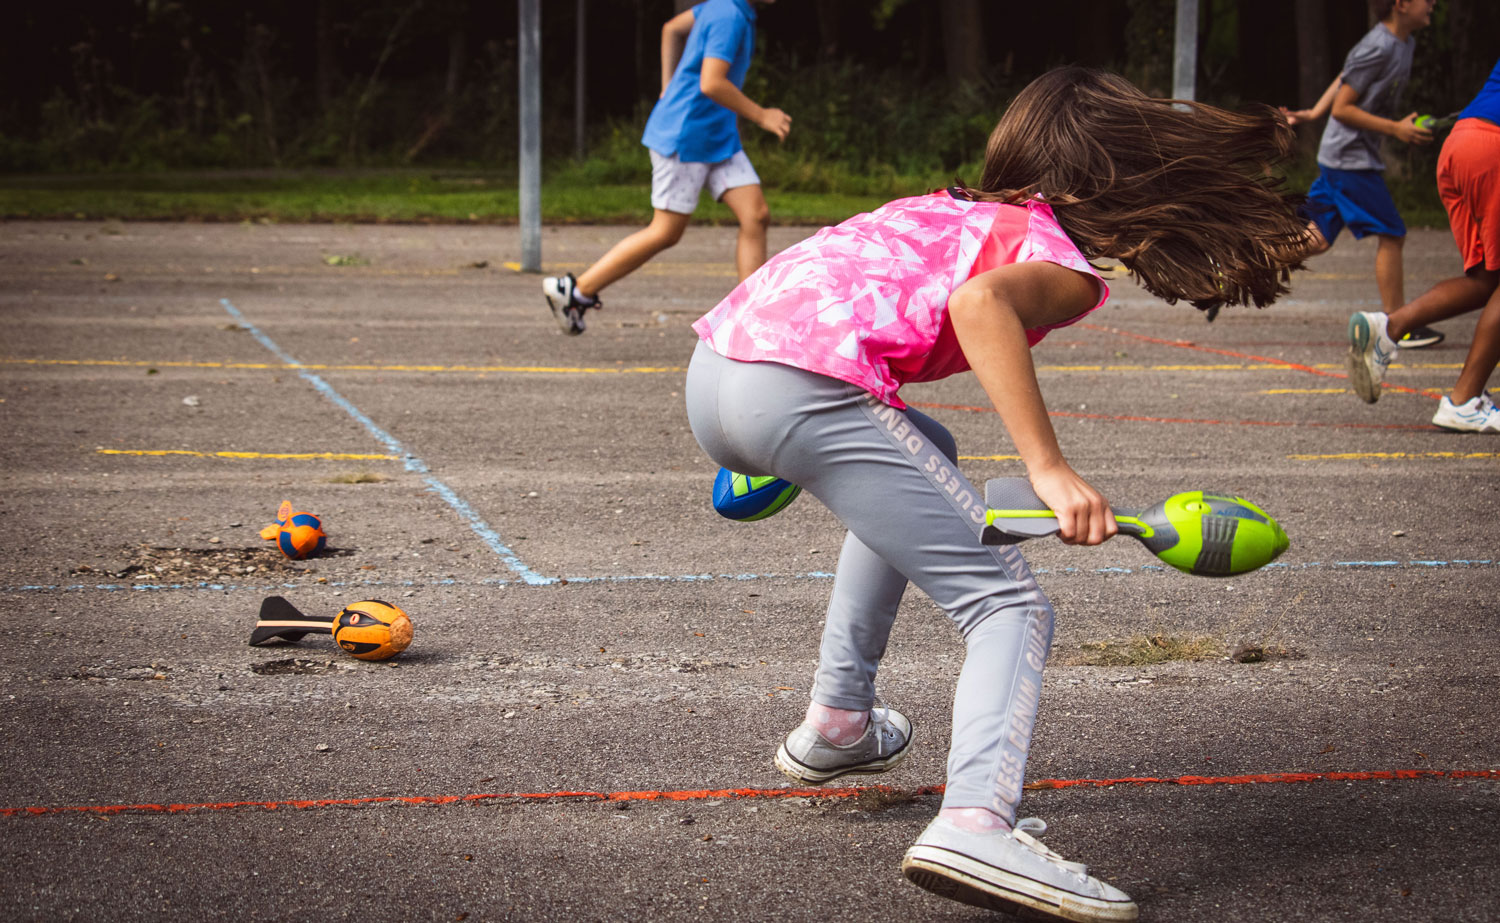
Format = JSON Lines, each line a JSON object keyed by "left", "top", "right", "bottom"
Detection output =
{"left": 1345, "top": 58, "right": 1500, "bottom": 431}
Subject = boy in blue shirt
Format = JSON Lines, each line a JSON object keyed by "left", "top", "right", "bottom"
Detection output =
{"left": 543, "top": 0, "right": 789, "bottom": 335}
{"left": 1290, "top": 0, "right": 1441, "bottom": 347}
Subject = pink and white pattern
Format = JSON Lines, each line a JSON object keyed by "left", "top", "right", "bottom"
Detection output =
{"left": 692, "top": 193, "right": 1108, "bottom": 409}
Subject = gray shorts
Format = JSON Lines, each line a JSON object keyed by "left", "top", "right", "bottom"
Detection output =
{"left": 649, "top": 150, "right": 761, "bottom": 215}
{"left": 684, "top": 343, "right": 1054, "bottom": 823}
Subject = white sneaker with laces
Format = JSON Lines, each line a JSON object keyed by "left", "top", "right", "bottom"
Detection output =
{"left": 903, "top": 816, "right": 1138, "bottom": 922}
{"left": 1347, "top": 310, "right": 1398, "bottom": 404}
{"left": 1432, "top": 393, "right": 1500, "bottom": 433}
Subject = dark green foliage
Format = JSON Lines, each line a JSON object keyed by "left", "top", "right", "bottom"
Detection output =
{"left": 0, "top": 0, "right": 1490, "bottom": 224}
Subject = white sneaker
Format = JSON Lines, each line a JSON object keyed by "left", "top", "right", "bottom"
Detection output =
{"left": 1432, "top": 393, "right": 1500, "bottom": 433}
{"left": 1346, "top": 311, "right": 1398, "bottom": 404}
{"left": 903, "top": 816, "right": 1138, "bottom": 922}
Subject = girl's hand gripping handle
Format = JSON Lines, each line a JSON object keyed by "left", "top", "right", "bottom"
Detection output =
{"left": 982, "top": 477, "right": 1125, "bottom": 546}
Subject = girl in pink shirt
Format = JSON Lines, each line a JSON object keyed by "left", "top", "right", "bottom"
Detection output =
{"left": 684, "top": 67, "right": 1306, "bottom": 922}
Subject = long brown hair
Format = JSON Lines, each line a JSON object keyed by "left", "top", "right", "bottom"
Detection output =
{"left": 958, "top": 67, "right": 1306, "bottom": 312}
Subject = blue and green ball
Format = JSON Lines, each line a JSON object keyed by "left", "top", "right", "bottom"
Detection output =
{"left": 712, "top": 468, "right": 802, "bottom": 522}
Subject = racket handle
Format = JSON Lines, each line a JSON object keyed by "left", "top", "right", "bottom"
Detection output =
{"left": 981, "top": 478, "right": 1142, "bottom": 544}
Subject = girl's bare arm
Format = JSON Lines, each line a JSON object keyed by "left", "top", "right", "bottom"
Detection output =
{"left": 948, "top": 261, "right": 1114, "bottom": 545}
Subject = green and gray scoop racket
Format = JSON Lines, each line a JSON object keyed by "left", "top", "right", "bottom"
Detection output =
{"left": 980, "top": 477, "right": 1289, "bottom": 577}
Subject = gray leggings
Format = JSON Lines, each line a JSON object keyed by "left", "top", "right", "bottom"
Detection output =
{"left": 685, "top": 342, "right": 1053, "bottom": 822}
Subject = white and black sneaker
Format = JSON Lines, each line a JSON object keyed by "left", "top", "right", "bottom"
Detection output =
{"left": 903, "top": 816, "right": 1138, "bottom": 922}
{"left": 542, "top": 273, "right": 598, "bottom": 335}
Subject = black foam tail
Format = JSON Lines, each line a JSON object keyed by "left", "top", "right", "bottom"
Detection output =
{"left": 249, "top": 596, "right": 333, "bottom": 646}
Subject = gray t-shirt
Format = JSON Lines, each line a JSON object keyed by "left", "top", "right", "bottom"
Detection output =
{"left": 1317, "top": 24, "right": 1414, "bottom": 171}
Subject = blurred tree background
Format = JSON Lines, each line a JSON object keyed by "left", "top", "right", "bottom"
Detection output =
{"left": 2, "top": 0, "right": 1494, "bottom": 191}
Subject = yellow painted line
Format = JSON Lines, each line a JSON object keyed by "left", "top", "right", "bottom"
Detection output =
{"left": 31, "top": 261, "right": 738, "bottom": 278}
{"left": 1287, "top": 451, "right": 1500, "bottom": 461}
{"left": 1151, "top": 363, "right": 1263, "bottom": 371}
{"left": 541, "top": 261, "right": 737, "bottom": 277}
{"left": 7, "top": 358, "right": 279, "bottom": 370}
{"left": 3, "top": 357, "right": 683, "bottom": 375}
{"left": 97, "top": 449, "right": 400, "bottom": 461}
{"left": 3, "top": 356, "right": 1465, "bottom": 377}
{"left": 1034, "top": 362, "right": 1440, "bottom": 373}
{"left": 1262, "top": 388, "right": 1348, "bottom": 394}
{"left": 958, "top": 454, "right": 1023, "bottom": 461}
{"left": 32, "top": 266, "right": 467, "bottom": 278}
{"left": 1261, "top": 387, "right": 1444, "bottom": 396}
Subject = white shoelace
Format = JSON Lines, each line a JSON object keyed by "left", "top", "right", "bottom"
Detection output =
{"left": 868, "top": 700, "right": 901, "bottom": 755}
{"left": 1012, "top": 817, "right": 1090, "bottom": 878}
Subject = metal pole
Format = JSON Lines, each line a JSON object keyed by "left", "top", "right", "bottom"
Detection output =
{"left": 575, "top": 0, "right": 587, "bottom": 160}
{"left": 1172, "top": 0, "right": 1198, "bottom": 102}
{"left": 518, "top": 0, "right": 542, "bottom": 272}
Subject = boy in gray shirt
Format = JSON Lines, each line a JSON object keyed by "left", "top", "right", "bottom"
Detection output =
{"left": 1289, "top": 0, "right": 1438, "bottom": 346}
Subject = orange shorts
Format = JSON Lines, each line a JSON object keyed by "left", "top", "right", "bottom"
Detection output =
{"left": 1437, "top": 118, "right": 1500, "bottom": 273}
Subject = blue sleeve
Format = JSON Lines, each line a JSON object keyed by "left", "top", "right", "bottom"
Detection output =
{"left": 699, "top": 6, "right": 749, "bottom": 65}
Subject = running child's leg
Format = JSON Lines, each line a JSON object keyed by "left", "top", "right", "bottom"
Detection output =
{"left": 719, "top": 185, "right": 770, "bottom": 282}
{"left": 709, "top": 151, "right": 769, "bottom": 282}
{"left": 1452, "top": 279, "right": 1500, "bottom": 404}
{"left": 550, "top": 150, "right": 704, "bottom": 319}
{"left": 575, "top": 209, "right": 692, "bottom": 297}
{"left": 1383, "top": 273, "right": 1495, "bottom": 340}
{"left": 1375, "top": 233, "right": 1406, "bottom": 313}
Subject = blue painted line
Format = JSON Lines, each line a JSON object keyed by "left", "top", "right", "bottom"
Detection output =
{"left": 4, "top": 558, "right": 1493, "bottom": 595}
{"left": 219, "top": 298, "right": 551, "bottom": 586}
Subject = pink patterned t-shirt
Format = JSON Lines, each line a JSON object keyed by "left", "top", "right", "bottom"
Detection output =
{"left": 692, "top": 191, "right": 1108, "bottom": 409}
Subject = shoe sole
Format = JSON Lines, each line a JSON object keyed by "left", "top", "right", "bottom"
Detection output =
{"left": 1432, "top": 418, "right": 1496, "bottom": 434}
{"left": 903, "top": 846, "right": 1138, "bottom": 923}
{"left": 772, "top": 734, "right": 911, "bottom": 785}
{"left": 1345, "top": 313, "right": 1382, "bottom": 404}
{"left": 544, "top": 298, "right": 585, "bottom": 335}
{"left": 1398, "top": 333, "right": 1444, "bottom": 349}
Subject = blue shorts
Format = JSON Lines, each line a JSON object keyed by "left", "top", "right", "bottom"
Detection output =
{"left": 1299, "top": 166, "right": 1406, "bottom": 243}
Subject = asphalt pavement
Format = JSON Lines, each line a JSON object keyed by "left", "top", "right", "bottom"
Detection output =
{"left": 0, "top": 218, "right": 1496, "bottom": 922}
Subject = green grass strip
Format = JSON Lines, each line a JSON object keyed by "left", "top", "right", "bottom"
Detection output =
{"left": 0, "top": 167, "right": 1448, "bottom": 229}
{"left": 0, "top": 170, "right": 894, "bottom": 226}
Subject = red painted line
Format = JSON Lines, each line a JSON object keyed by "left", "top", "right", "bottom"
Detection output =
{"left": 2, "top": 771, "right": 1492, "bottom": 819}
{"left": 910, "top": 400, "right": 1438, "bottom": 432}
{"left": 1078, "top": 322, "right": 1435, "bottom": 400}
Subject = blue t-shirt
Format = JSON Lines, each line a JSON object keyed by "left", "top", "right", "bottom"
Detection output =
{"left": 1458, "top": 59, "right": 1500, "bottom": 124}
{"left": 641, "top": 0, "right": 757, "bottom": 164}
